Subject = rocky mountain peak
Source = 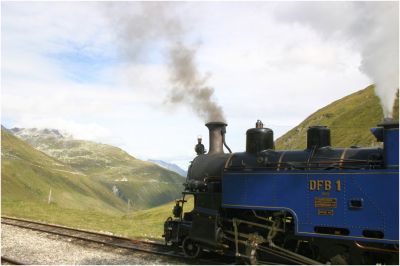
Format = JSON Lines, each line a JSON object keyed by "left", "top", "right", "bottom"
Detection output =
{"left": 10, "top": 127, "right": 72, "bottom": 140}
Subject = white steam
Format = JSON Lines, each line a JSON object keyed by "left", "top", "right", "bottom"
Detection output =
{"left": 276, "top": 2, "right": 399, "bottom": 117}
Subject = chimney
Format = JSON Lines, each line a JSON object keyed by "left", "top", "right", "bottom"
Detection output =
{"left": 205, "top": 122, "right": 227, "bottom": 155}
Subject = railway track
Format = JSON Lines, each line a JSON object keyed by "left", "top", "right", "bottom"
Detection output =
{"left": 1, "top": 216, "right": 229, "bottom": 264}
{"left": 3, "top": 216, "right": 312, "bottom": 264}
{"left": 1, "top": 256, "right": 25, "bottom": 265}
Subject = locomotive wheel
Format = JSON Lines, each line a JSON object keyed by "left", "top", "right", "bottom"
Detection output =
{"left": 182, "top": 237, "right": 201, "bottom": 258}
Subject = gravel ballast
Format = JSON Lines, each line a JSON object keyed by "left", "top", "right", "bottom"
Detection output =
{"left": 1, "top": 224, "right": 184, "bottom": 264}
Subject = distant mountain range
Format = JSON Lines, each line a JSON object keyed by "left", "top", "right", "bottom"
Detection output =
{"left": 4, "top": 127, "right": 185, "bottom": 212}
{"left": 147, "top": 159, "right": 187, "bottom": 177}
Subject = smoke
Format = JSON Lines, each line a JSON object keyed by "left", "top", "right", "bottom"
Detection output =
{"left": 103, "top": 2, "right": 225, "bottom": 122}
{"left": 167, "top": 43, "right": 225, "bottom": 122}
{"left": 104, "top": 2, "right": 183, "bottom": 59}
{"left": 276, "top": 2, "right": 399, "bottom": 118}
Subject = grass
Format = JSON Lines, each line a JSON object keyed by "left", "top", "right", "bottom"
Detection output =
{"left": 275, "top": 85, "right": 397, "bottom": 150}
{"left": 2, "top": 128, "right": 127, "bottom": 214}
{"left": 9, "top": 128, "right": 185, "bottom": 210}
{"left": 1, "top": 124, "right": 189, "bottom": 240}
{"left": 2, "top": 196, "right": 194, "bottom": 240}
{"left": 393, "top": 89, "right": 399, "bottom": 119}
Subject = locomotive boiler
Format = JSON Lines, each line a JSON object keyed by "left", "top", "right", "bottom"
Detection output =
{"left": 164, "top": 120, "right": 399, "bottom": 264}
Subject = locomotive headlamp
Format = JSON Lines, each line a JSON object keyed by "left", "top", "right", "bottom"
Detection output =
{"left": 173, "top": 201, "right": 182, "bottom": 218}
{"left": 195, "top": 135, "right": 206, "bottom": 155}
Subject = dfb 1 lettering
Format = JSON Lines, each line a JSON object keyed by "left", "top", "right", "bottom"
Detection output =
{"left": 309, "top": 180, "right": 340, "bottom": 191}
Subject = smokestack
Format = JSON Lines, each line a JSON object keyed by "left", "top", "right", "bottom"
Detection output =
{"left": 205, "top": 122, "right": 227, "bottom": 155}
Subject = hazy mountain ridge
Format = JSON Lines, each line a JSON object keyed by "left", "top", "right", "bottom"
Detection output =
{"left": 275, "top": 85, "right": 398, "bottom": 150}
{"left": 148, "top": 159, "right": 187, "bottom": 177}
{"left": 7, "top": 127, "right": 185, "bottom": 210}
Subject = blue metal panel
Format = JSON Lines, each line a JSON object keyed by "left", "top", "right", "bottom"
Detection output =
{"left": 385, "top": 128, "right": 399, "bottom": 168}
{"left": 222, "top": 169, "right": 399, "bottom": 244}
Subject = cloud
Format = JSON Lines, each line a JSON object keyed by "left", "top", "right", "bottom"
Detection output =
{"left": 182, "top": 3, "right": 369, "bottom": 125}
{"left": 2, "top": 2, "right": 114, "bottom": 55}
{"left": 13, "top": 117, "right": 112, "bottom": 142}
{"left": 3, "top": 2, "right": 393, "bottom": 169}
{"left": 274, "top": 1, "right": 399, "bottom": 117}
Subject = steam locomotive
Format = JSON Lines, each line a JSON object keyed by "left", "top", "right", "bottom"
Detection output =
{"left": 164, "top": 120, "right": 399, "bottom": 264}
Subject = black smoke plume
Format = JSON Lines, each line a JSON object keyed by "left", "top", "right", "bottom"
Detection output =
{"left": 103, "top": 2, "right": 225, "bottom": 122}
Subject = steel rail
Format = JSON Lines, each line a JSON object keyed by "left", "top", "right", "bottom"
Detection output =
{"left": 1, "top": 216, "right": 227, "bottom": 265}
{"left": 1, "top": 216, "right": 180, "bottom": 257}
{"left": 1, "top": 256, "right": 25, "bottom": 265}
{"left": 2, "top": 216, "right": 159, "bottom": 244}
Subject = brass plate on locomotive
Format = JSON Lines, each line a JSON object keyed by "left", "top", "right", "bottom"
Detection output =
{"left": 314, "top": 197, "right": 337, "bottom": 208}
{"left": 318, "top": 209, "right": 334, "bottom": 216}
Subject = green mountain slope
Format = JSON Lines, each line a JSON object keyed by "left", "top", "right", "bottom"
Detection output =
{"left": 10, "top": 128, "right": 185, "bottom": 210}
{"left": 2, "top": 193, "right": 193, "bottom": 240}
{"left": 1, "top": 127, "right": 127, "bottom": 215}
{"left": 2, "top": 126, "right": 187, "bottom": 239}
{"left": 275, "top": 85, "right": 394, "bottom": 150}
{"left": 393, "top": 90, "right": 399, "bottom": 119}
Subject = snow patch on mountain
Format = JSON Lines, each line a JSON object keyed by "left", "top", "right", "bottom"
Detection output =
{"left": 11, "top": 127, "right": 72, "bottom": 140}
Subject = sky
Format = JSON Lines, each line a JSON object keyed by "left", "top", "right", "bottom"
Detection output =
{"left": 1, "top": 1, "right": 398, "bottom": 169}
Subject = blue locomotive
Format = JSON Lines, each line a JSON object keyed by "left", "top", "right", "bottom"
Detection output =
{"left": 164, "top": 120, "right": 399, "bottom": 264}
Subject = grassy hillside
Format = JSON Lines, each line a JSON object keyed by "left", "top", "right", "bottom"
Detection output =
{"left": 2, "top": 126, "right": 189, "bottom": 239}
{"left": 10, "top": 128, "right": 185, "bottom": 210}
{"left": 3, "top": 194, "right": 193, "bottom": 240}
{"left": 275, "top": 85, "right": 395, "bottom": 150}
{"left": 1, "top": 127, "right": 127, "bottom": 215}
{"left": 393, "top": 89, "right": 399, "bottom": 120}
